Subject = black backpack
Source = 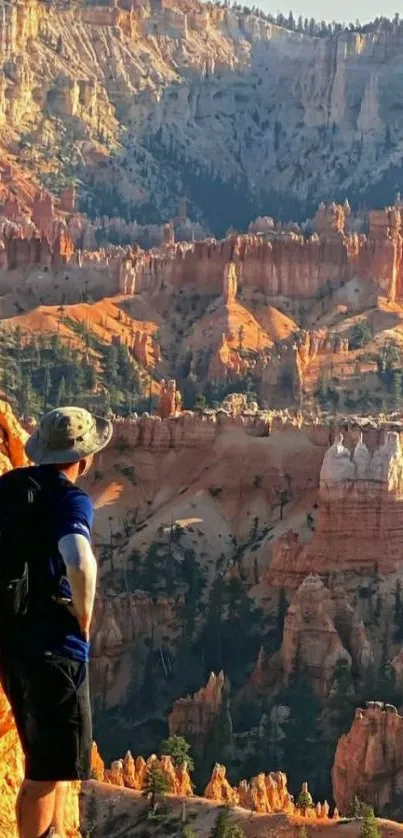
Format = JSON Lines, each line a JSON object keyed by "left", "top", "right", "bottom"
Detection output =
{"left": 0, "top": 466, "right": 62, "bottom": 622}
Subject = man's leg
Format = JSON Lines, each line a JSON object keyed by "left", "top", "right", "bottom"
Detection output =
{"left": 52, "top": 782, "right": 69, "bottom": 838}
{"left": 16, "top": 778, "right": 56, "bottom": 838}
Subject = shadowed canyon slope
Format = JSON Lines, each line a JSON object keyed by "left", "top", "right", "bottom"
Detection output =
{"left": 2, "top": 0, "right": 403, "bottom": 231}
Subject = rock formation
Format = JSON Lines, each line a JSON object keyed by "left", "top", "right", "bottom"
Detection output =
{"left": 0, "top": 399, "right": 29, "bottom": 472}
{"left": 332, "top": 703, "right": 403, "bottom": 816}
{"left": 100, "top": 749, "right": 193, "bottom": 796}
{"left": 268, "top": 429, "right": 403, "bottom": 586}
{"left": 222, "top": 262, "right": 238, "bottom": 304}
{"left": 168, "top": 672, "right": 227, "bottom": 751}
{"left": 157, "top": 379, "right": 182, "bottom": 418}
{"left": 255, "top": 570, "right": 374, "bottom": 697}
{"left": 204, "top": 763, "right": 239, "bottom": 805}
{"left": 2, "top": 0, "right": 403, "bottom": 237}
{"left": 280, "top": 575, "right": 351, "bottom": 698}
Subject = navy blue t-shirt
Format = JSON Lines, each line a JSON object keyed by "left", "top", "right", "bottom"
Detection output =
{"left": 38, "top": 466, "right": 94, "bottom": 663}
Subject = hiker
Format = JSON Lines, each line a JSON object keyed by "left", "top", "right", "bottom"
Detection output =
{"left": 0, "top": 406, "right": 113, "bottom": 838}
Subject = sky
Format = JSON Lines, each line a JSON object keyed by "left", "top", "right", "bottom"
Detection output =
{"left": 256, "top": 0, "right": 400, "bottom": 23}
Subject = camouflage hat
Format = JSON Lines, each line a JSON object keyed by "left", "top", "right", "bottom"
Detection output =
{"left": 25, "top": 406, "right": 113, "bottom": 465}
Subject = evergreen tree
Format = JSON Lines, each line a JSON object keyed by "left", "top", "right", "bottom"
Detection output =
{"left": 360, "top": 807, "right": 380, "bottom": 838}
{"left": 275, "top": 588, "right": 287, "bottom": 648}
{"left": 43, "top": 366, "right": 51, "bottom": 411}
{"left": 160, "top": 735, "right": 195, "bottom": 771}
{"left": 282, "top": 673, "right": 322, "bottom": 797}
{"left": 324, "top": 658, "right": 355, "bottom": 740}
{"left": 142, "top": 763, "right": 169, "bottom": 813}
{"left": 210, "top": 808, "right": 245, "bottom": 838}
{"left": 56, "top": 375, "right": 67, "bottom": 406}
{"left": 211, "top": 809, "right": 230, "bottom": 838}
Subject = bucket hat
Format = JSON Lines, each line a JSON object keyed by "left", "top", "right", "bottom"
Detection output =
{"left": 25, "top": 406, "right": 113, "bottom": 465}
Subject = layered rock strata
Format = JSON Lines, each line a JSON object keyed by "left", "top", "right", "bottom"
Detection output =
{"left": 332, "top": 703, "right": 403, "bottom": 816}
{"left": 2, "top": 203, "right": 403, "bottom": 308}
{"left": 254, "top": 574, "right": 372, "bottom": 698}
{"left": 268, "top": 430, "right": 403, "bottom": 586}
{"left": 168, "top": 672, "right": 227, "bottom": 751}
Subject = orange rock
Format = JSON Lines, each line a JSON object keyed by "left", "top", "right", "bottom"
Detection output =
{"left": 157, "top": 379, "right": 182, "bottom": 418}
{"left": 175, "top": 762, "right": 193, "bottom": 796}
{"left": 91, "top": 741, "right": 105, "bottom": 782}
{"left": 204, "top": 763, "right": 238, "bottom": 805}
{"left": 268, "top": 430, "right": 403, "bottom": 586}
{"left": 122, "top": 751, "right": 136, "bottom": 788}
{"left": 250, "top": 773, "right": 272, "bottom": 813}
{"left": 0, "top": 399, "right": 29, "bottom": 471}
{"left": 280, "top": 575, "right": 351, "bottom": 698}
{"left": 134, "top": 756, "right": 147, "bottom": 790}
{"left": 169, "top": 671, "right": 227, "bottom": 751}
{"left": 222, "top": 262, "right": 238, "bottom": 303}
{"left": 236, "top": 771, "right": 294, "bottom": 814}
{"left": 105, "top": 759, "right": 125, "bottom": 786}
{"left": 237, "top": 779, "right": 254, "bottom": 809}
{"left": 332, "top": 703, "right": 403, "bottom": 816}
{"left": 159, "top": 755, "right": 179, "bottom": 792}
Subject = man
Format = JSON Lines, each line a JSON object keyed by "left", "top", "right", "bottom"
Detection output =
{"left": 0, "top": 406, "right": 113, "bottom": 838}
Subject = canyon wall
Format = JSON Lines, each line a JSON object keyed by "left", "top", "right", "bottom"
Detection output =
{"left": 2, "top": 0, "right": 403, "bottom": 231}
{"left": 2, "top": 202, "right": 403, "bottom": 311}
{"left": 168, "top": 671, "right": 227, "bottom": 750}
{"left": 279, "top": 575, "right": 372, "bottom": 698}
{"left": 332, "top": 704, "right": 403, "bottom": 816}
{"left": 129, "top": 206, "right": 403, "bottom": 303}
{"left": 268, "top": 428, "right": 403, "bottom": 587}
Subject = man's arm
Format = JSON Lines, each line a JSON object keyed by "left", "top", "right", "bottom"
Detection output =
{"left": 58, "top": 533, "right": 97, "bottom": 642}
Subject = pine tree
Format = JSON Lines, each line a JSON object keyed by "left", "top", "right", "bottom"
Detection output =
{"left": 211, "top": 809, "right": 230, "bottom": 838}
{"left": 57, "top": 375, "right": 67, "bottom": 406}
{"left": 210, "top": 809, "right": 245, "bottom": 838}
{"left": 275, "top": 588, "right": 287, "bottom": 647}
{"left": 360, "top": 807, "right": 380, "bottom": 838}
{"left": 142, "top": 763, "right": 169, "bottom": 813}
{"left": 43, "top": 365, "right": 51, "bottom": 411}
{"left": 160, "top": 735, "right": 195, "bottom": 771}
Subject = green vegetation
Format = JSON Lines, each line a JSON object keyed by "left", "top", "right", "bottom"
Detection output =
{"left": 210, "top": 808, "right": 245, "bottom": 838}
{"left": 297, "top": 789, "right": 313, "bottom": 815}
{"left": 349, "top": 322, "right": 372, "bottom": 349}
{"left": 359, "top": 807, "right": 380, "bottom": 838}
{"left": 143, "top": 763, "right": 170, "bottom": 813}
{"left": 160, "top": 736, "right": 195, "bottom": 772}
{"left": 0, "top": 326, "right": 147, "bottom": 418}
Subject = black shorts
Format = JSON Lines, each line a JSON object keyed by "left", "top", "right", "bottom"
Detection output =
{"left": 0, "top": 640, "right": 92, "bottom": 782}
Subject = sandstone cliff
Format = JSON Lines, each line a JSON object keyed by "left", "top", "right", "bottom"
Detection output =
{"left": 1, "top": 0, "right": 403, "bottom": 233}
{"left": 268, "top": 429, "right": 403, "bottom": 587}
{"left": 332, "top": 703, "right": 403, "bottom": 817}
{"left": 168, "top": 672, "right": 227, "bottom": 750}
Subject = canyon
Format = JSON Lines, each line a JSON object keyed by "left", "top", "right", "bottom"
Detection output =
{"left": 3, "top": 0, "right": 403, "bottom": 828}
{"left": 1, "top": 0, "right": 403, "bottom": 233}
{"left": 4, "top": 200, "right": 403, "bottom": 421}
{"left": 3, "top": 396, "right": 403, "bottom": 831}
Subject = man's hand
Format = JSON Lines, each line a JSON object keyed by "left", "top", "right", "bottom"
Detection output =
{"left": 64, "top": 601, "right": 91, "bottom": 642}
